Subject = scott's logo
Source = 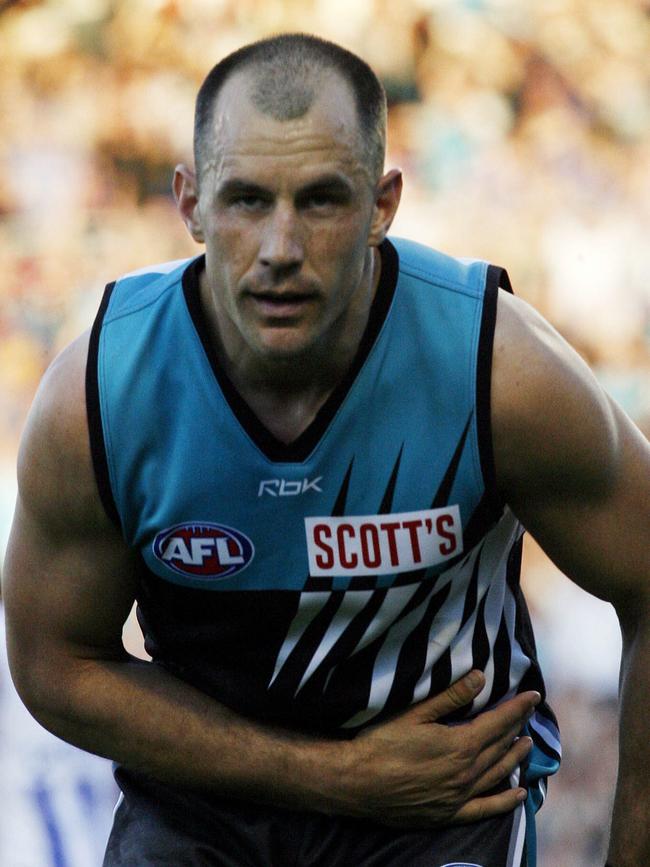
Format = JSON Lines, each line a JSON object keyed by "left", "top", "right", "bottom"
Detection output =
{"left": 153, "top": 522, "right": 254, "bottom": 579}
{"left": 305, "top": 506, "right": 462, "bottom": 578}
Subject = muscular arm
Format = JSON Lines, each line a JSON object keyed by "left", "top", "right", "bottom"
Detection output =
{"left": 492, "top": 291, "right": 650, "bottom": 866}
{"left": 3, "top": 330, "right": 537, "bottom": 827}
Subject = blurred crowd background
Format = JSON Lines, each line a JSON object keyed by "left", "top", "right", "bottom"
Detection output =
{"left": 1, "top": 0, "right": 648, "bottom": 864}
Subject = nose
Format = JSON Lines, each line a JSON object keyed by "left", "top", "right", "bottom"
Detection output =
{"left": 258, "top": 203, "right": 303, "bottom": 273}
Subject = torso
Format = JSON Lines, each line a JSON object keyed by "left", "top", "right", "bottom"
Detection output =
{"left": 86, "top": 239, "right": 559, "bottom": 766}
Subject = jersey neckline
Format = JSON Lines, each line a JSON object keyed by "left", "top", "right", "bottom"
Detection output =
{"left": 182, "top": 239, "right": 399, "bottom": 464}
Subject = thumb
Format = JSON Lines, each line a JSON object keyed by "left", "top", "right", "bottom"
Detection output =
{"left": 409, "top": 670, "right": 485, "bottom": 723}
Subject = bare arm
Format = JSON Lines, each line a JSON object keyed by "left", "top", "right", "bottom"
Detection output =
{"left": 492, "top": 290, "right": 650, "bottom": 866}
{"left": 3, "top": 330, "right": 537, "bottom": 827}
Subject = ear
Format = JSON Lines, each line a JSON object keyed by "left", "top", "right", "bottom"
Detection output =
{"left": 172, "top": 164, "right": 205, "bottom": 243}
{"left": 367, "top": 169, "right": 403, "bottom": 247}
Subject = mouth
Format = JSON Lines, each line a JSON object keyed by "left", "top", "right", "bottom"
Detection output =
{"left": 245, "top": 289, "right": 318, "bottom": 320}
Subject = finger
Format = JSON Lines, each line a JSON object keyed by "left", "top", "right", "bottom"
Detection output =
{"left": 470, "top": 712, "right": 536, "bottom": 778}
{"left": 469, "top": 691, "right": 540, "bottom": 746}
{"left": 449, "top": 786, "right": 528, "bottom": 825}
{"left": 409, "top": 670, "right": 486, "bottom": 723}
{"left": 470, "top": 736, "right": 533, "bottom": 796}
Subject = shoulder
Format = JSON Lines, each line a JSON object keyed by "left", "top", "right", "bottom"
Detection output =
{"left": 17, "top": 331, "right": 109, "bottom": 534}
{"left": 491, "top": 289, "right": 618, "bottom": 503}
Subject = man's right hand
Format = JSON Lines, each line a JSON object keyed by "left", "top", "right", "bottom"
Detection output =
{"left": 332, "top": 669, "right": 538, "bottom": 828}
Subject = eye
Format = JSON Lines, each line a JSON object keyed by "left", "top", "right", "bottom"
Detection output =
{"left": 300, "top": 190, "right": 348, "bottom": 211}
{"left": 233, "top": 194, "right": 268, "bottom": 211}
{"left": 306, "top": 192, "right": 334, "bottom": 208}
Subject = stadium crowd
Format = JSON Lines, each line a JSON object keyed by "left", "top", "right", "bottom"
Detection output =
{"left": 0, "top": 1, "right": 648, "bottom": 864}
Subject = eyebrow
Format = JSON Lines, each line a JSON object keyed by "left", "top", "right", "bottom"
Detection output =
{"left": 217, "top": 173, "right": 355, "bottom": 200}
{"left": 217, "top": 179, "right": 271, "bottom": 200}
{"left": 297, "top": 174, "right": 355, "bottom": 197}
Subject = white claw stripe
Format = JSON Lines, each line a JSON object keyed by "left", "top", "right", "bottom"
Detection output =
{"left": 269, "top": 509, "right": 560, "bottom": 772}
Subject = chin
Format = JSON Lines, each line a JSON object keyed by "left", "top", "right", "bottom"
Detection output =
{"left": 254, "top": 330, "right": 315, "bottom": 360}
{"left": 254, "top": 337, "right": 317, "bottom": 365}
{"left": 258, "top": 343, "right": 309, "bottom": 362}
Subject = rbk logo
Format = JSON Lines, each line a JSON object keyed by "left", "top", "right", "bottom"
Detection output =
{"left": 258, "top": 477, "right": 323, "bottom": 497}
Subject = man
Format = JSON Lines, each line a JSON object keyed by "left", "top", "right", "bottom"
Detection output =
{"left": 3, "top": 33, "right": 648, "bottom": 867}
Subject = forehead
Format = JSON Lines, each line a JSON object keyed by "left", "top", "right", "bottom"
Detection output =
{"left": 202, "top": 70, "right": 369, "bottom": 185}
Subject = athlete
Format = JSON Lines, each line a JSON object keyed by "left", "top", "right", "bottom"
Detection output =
{"left": 3, "top": 33, "right": 649, "bottom": 867}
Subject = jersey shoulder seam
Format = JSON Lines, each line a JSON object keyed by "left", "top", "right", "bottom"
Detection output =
{"left": 397, "top": 257, "right": 488, "bottom": 300}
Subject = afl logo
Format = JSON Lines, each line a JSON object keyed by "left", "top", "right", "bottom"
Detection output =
{"left": 153, "top": 522, "right": 254, "bottom": 580}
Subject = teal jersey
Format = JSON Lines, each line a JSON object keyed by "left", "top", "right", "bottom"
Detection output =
{"left": 88, "top": 238, "right": 560, "bottom": 786}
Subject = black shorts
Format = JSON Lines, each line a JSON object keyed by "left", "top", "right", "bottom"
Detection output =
{"left": 104, "top": 767, "right": 534, "bottom": 867}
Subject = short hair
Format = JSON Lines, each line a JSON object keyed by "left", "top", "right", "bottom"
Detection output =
{"left": 193, "top": 33, "right": 387, "bottom": 184}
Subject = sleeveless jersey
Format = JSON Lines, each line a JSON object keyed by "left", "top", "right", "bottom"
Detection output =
{"left": 87, "top": 238, "right": 560, "bottom": 795}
